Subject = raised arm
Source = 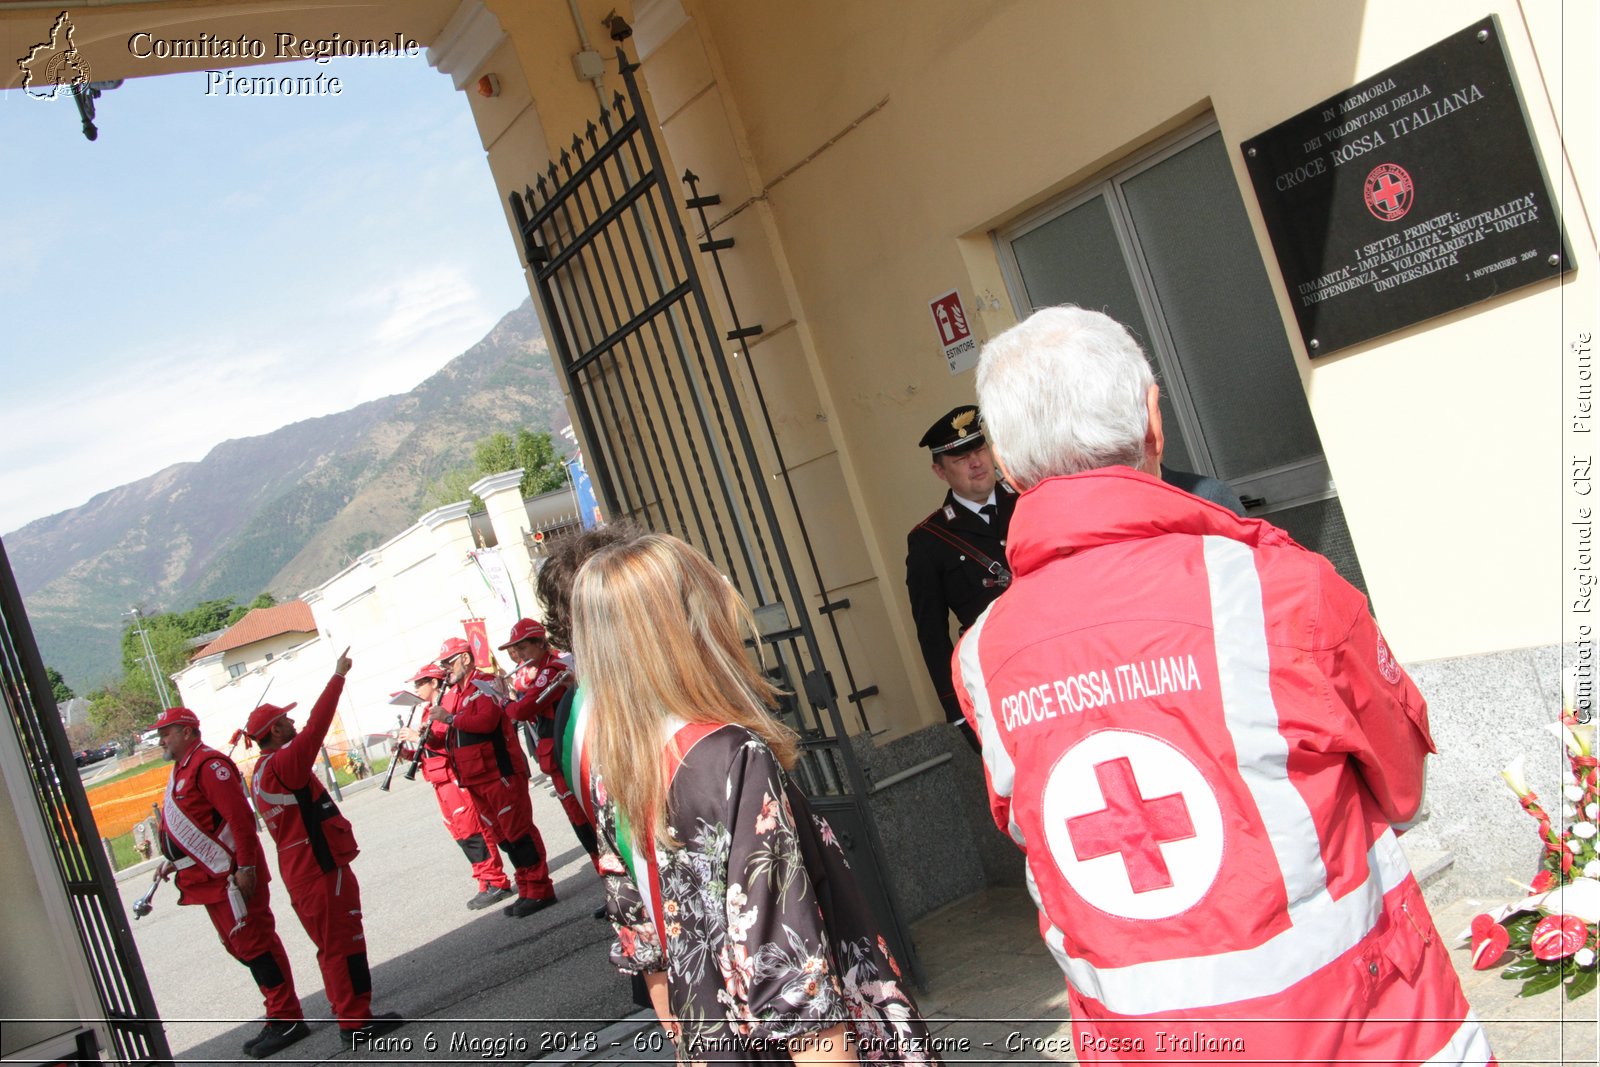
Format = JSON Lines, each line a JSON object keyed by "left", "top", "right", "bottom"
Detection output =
{"left": 272, "top": 649, "right": 352, "bottom": 790}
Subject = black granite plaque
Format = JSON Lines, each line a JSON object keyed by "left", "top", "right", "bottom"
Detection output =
{"left": 1240, "top": 16, "right": 1571, "bottom": 357}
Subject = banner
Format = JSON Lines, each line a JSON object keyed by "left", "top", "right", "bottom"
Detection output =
{"left": 468, "top": 547, "right": 520, "bottom": 616}
{"left": 566, "top": 455, "right": 603, "bottom": 530}
{"left": 462, "top": 617, "right": 493, "bottom": 670}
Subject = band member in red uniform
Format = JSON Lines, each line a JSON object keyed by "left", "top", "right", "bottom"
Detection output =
{"left": 434, "top": 636, "right": 557, "bottom": 916}
{"left": 500, "top": 618, "right": 598, "bottom": 867}
{"left": 153, "top": 706, "right": 307, "bottom": 1060}
{"left": 401, "top": 663, "right": 513, "bottom": 909}
{"left": 244, "top": 649, "right": 402, "bottom": 1046}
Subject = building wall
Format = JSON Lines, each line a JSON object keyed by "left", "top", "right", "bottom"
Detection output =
{"left": 173, "top": 479, "right": 543, "bottom": 749}
{"left": 467, "top": 0, "right": 1592, "bottom": 742}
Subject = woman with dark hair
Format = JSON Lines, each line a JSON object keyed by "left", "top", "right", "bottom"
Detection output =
{"left": 569, "top": 532, "right": 938, "bottom": 1065}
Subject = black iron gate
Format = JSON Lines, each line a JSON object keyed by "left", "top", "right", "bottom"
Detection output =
{"left": 0, "top": 539, "right": 170, "bottom": 1064}
{"left": 510, "top": 53, "right": 921, "bottom": 983}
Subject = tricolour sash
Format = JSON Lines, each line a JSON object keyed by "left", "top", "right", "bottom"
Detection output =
{"left": 612, "top": 720, "right": 724, "bottom": 948}
{"left": 161, "top": 750, "right": 237, "bottom": 877}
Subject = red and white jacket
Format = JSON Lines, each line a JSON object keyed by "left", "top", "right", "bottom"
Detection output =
{"left": 443, "top": 669, "right": 529, "bottom": 788}
{"left": 506, "top": 650, "right": 573, "bottom": 730}
{"left": 954, "top": 469, "right": 1491, "bottom": 1066}
{"left": 251, "top": 675, "right": 359, "bottom": 889}
{"left": 160, "top": 742, "right": 265, "bottom": 905}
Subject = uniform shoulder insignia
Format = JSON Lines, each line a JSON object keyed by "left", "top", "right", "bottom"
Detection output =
{"left": 213, "top": 764, "right": 231, "bottom": 780}
{"left": 999, "top": 481, "right": 1017, "bottom": 495}
{"left": 943, "top": 504, "right": 957, "bottom": 521}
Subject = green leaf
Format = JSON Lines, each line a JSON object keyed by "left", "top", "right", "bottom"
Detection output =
{"left": 1500, "top": 955, "right": 1542, "bottom": 980}
{"left": 1505, "top": 913, "right": 1539, "bottom": 941}
{"left": 1568, "top": 968, "right": 1598, "bottom": 1000}
{"left": 1518, "top": 968, "right": 1566, "bottom": 997}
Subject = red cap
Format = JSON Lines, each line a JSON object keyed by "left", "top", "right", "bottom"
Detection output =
{"left": 153, "top": 706, "right": 200, "bottom": 731}
{"left": 409, "top": 663, "right": 446, "bottom": 683}
{"left": 497, "top": 618, "right": 548, "bottom": 650}
{"left": 438, "top": 636, "right": 472, "bottom": 663}
{"left": 245, "top": 701, "right": 297, "bottom": 741}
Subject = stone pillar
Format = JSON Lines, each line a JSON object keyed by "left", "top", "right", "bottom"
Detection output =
{"left": 471, "top": 469, "right": 538, "bottom": 616}
{"left": 420, "top": 501, "right": 477, "bottom": 563}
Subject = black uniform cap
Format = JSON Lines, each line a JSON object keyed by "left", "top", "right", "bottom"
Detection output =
{"left": 919, "top": 404, "right": 987, "bottom": 456}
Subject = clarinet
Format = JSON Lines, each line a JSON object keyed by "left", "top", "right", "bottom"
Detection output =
{"left": 379, "top": 705, "right": 419, "bottom": 792}
{"left": 404, "top": 693, "right": 440, "bottom": 782}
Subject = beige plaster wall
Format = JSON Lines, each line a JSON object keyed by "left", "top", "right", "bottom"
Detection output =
{"left": 661, "top": 0, "right": 1593, "bottom": 679}
{"left": 468, "top": 0, "right": 1592, "bottom": 737}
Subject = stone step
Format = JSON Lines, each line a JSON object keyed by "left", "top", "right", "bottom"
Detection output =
{"left": 1399, "top": 839, "right": 1455, "bottom": 888}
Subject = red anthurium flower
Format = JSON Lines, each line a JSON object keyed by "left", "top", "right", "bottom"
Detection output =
{"left": 1529, "top": 915, "right": 1588, "bottom": 961}
{"left": 1531, "top": 869, "right": 1557, "bottom": 893}
{"left": 1470, "top": 917, "right": 1510, "bottom": 970}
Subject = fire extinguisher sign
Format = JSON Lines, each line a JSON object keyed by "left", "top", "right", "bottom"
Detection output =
{"left": 928, "top": 290, "right": 978, "bottom": 374}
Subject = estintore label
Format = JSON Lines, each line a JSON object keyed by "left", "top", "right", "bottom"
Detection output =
{"left": 929, "top": 290, "right": 978, "bottom": 374}
{"left": 1042, "top": 729, "right": 1223, "bottom": 920}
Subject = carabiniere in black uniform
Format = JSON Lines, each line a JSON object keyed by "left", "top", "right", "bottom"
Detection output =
{"left": 904, "top": 404, "right": 1016, "bottom": 732}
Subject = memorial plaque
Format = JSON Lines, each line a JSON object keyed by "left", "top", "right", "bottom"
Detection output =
{"left": 1240, "top": 16, "right": 1571, "bottom": 357}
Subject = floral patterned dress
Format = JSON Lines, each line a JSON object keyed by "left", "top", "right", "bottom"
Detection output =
{"left": 595, "top": 724, "right": 940, "bottom": 1064}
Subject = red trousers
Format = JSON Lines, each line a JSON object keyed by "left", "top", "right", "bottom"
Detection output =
{"left": 536, "top": 736, "right": 600, "bottom": 867}
{"left": 464, "top": 775, "right": 555, "bottom": 900}
{"left": 201, "top": 884, "right": 302, "bottom": 1021}
{"left": 286, "top": 866, "right": 372, "bottom": 1029}
{"left": 434, "top": 779, "right": 509, "bottom": 889}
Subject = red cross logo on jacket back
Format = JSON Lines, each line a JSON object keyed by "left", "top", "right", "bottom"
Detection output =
{"left": 1066, "top": 756, "right": 1196, "bottom": 893}
{"left": 1042, "top": 729, "right": 1224, "bottom": 920}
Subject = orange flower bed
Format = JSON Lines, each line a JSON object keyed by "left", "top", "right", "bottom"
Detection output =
{"left": 86, "top": 764, "right": 170, "bottom": 838}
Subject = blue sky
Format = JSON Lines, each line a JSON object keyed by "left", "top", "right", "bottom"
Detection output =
{"left": 0, "top": 54, "right": 532, "bottom": 534}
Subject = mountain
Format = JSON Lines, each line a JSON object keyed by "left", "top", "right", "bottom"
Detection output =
{"left": 6, "top": 299, "right": 565, "bottom": 693}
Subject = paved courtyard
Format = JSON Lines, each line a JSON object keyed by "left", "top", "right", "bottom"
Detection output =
{"left": 118, "top": 768, "right": 639, "bottom": 1065}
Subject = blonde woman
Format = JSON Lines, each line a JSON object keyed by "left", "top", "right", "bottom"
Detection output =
{"left": 569, "top": 533, "right": 939, "bottom": 1065}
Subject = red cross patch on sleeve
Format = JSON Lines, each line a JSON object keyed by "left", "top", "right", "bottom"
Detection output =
{"left": 1375, "top": 633, "right": 1402, "bottom": 685}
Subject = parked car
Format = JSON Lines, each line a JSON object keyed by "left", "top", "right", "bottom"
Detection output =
{"left": 73, "top": 747, "right": 114, "bottom": 768}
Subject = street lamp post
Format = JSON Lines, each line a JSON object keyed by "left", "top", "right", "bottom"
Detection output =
{"left": 124, "top": 608, "right": 174, "bottom": 708}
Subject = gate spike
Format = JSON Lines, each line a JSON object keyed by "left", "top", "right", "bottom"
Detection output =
{"left": 611, "top": 90, "right": 626, "bottom": 117}
{"left": 682, "top": 169, "right": 699, "bottom": 187}
{"left": 534, "top": 174, "right": 548, "bottom": 198}
{"left": 570, "top": 132, "right": 585, "bottom": 157}
{"left": 585, "top": 120, "right": 599, "bottom": 147}
{"left": 547, "top": 160, "right": 561, "bottom": 182}
{"left": 558, "top": 147, "right": 572, "bottom": 174}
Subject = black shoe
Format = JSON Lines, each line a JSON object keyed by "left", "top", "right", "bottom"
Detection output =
{"left": 504, "top": 894, "right": 558, "bottom": 917}
{"left": 467, "top": 885, "right": 514, "bottom": 910}
{"left": 241, "top": 1019, "right": 268, "bottom": 1054}
{"left": 247, "top": 1019, "right": 309, "bottom": 1059}
{"left": 345, "top": 1011, "right": 404, "bottom": 1049}
{"left": 592, "top": 904, "right": 609, "bottom": 920}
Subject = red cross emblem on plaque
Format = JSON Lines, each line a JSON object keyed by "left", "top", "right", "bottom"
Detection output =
{"left": 1364, "top": 163, "right": 1414, "bottom": 222}
{"left": 1066, "top": 757, "right": 1196, "bottom": 893}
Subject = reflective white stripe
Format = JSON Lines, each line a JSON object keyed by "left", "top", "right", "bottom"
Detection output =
{"left": 1421, "top": 1014, "right": 1493, "bottom": 1066}
{"left": 955, "top": 607, "right": 1025, "bottom": 846}
{"left": 1052, "top": 829, "right": 1409, "bottom": 1014}
{"left": 250, "top": 754, "right": 299, "bottom": 809}
{"left": 1025, "top": 862, "right": 1079, "bottom": 976}
{"left": 1203, "top": 535, "right": 1328, "bottom": 909}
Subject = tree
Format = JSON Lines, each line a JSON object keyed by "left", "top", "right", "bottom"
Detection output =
{"left": 88, "top": 681, "right": 161, "bottom": 751}
{"left": 118, "top": 594, "right": 278, "bottom": 702}
{"left": 45, "top": 666, "right": 74, "bottom": 704}
{"left": 424, "top": 428, "right": 568, "bottom": 510}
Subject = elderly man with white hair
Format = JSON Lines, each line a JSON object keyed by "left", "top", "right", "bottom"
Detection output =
{"left": 953, "top": 306, "right": 1490, "bottom": 1065}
